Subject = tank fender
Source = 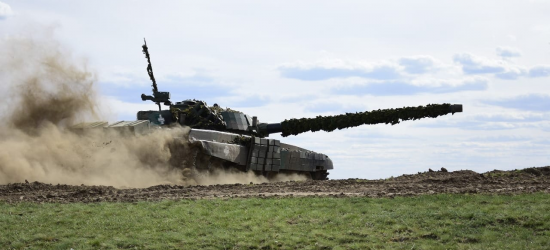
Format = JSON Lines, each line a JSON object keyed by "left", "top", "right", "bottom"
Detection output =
{"left": 194, "top": 140, "right": 248, "bottom": 166}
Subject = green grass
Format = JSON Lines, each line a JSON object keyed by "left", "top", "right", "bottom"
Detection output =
{"left": 2, "top": 193, "right": 550, "bottom": 249}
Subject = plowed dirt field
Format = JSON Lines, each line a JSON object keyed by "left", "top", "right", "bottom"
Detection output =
{"left": 2, "top": 167, "right": 549, "bottom": 203}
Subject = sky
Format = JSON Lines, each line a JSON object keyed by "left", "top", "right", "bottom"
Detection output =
{"left": 1, "top": 0, "right": 549, "bottom": 179}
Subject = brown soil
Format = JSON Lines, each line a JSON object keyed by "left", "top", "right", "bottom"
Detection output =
{"left": 2, "top": 166, "right": 550, "bottom": 203}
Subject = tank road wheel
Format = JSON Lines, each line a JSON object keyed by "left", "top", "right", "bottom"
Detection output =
{"left": 193, "top": 151, "right": 212, "bottom": 171}
{"left": 186, "top": 150, "right": 211, "bottom": 181}
{"left": 311, "top": 170, "right": 329, "bottom": 180}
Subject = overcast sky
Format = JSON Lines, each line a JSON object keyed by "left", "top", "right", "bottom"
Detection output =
{"left": 1, "top": 0, "right": 549, "bottom": 179}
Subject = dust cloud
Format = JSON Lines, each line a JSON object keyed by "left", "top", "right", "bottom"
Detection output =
{"left": 193, "top": 170, "right": 307, "bottom": 186}
{"left": 0, "top": 35, "right": 306, "bottom": 188}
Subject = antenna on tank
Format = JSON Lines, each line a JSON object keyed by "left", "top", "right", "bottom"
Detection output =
{"left": 140, "top": 38, "right": 171, "bottom": 111}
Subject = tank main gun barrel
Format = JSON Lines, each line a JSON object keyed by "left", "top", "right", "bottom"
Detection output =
{"left": 259, "top": 103, "right": 462, "bottom": 137}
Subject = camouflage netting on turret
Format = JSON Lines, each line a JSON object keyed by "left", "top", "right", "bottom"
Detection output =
{"left": 172, "top": 101, "right": 227, "bottom": 130}
{"left": 171, "top": 100, "right": 246, "bottom": 131}
{"left": 280, "top": 103, "right": 454, "bottom": 137}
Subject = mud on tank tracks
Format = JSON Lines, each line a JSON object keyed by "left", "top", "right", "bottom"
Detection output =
{"left": 1, "top": 166, "right": 550, "bottom": 203}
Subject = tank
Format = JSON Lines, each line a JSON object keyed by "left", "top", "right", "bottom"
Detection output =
{"left": 73, "top": 40, "right": 463, "bottom": 180}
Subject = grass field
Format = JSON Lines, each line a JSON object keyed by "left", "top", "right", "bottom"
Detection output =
{"left": 2, "top": 193, "right": 550, "bottom": 249}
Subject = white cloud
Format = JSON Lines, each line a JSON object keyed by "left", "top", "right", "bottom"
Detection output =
{"left": 333, "top": 76, "right": 488, "bottom": 96}
{"left": 278, "top": 55, "right": 448, "bottom": 81}
{"left": 484, "top": 94, "right": 550, "bottom": 112}
{"left": 528, "top": 65, "right": 550, "bottom": 77}
{"left": 399, "top": 56, "right": 440, "bottom": 74}
{"left": 452, "top": 52, "right": 550, "bottom": 80}
{"left": 496, "top": 46, "right": 522, "bottom": 58}
{"left": 495, "top": 67, "right": 527, "bottom": 80}
{"left": 278, "top": 59, "right": 403, "bottom": 81}
{"left": 409, "top": 76, "right": 488, "bottom": 87}
{"left": 454, "top": 53, "right": 511, "bottom": 74}
{"left": 0, "top": 1, "right": 13, "bottom": 19}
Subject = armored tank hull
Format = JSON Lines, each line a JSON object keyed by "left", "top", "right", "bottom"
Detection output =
{"left": 71, "top": 121, "right": 333, "bottom": 180}
{"left": 187, "top": 128, "right": 332, "bottom": 180}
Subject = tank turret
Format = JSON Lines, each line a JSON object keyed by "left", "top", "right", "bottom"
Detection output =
{"left": 138, "top": 40, "right": 463, "bottom": 138}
